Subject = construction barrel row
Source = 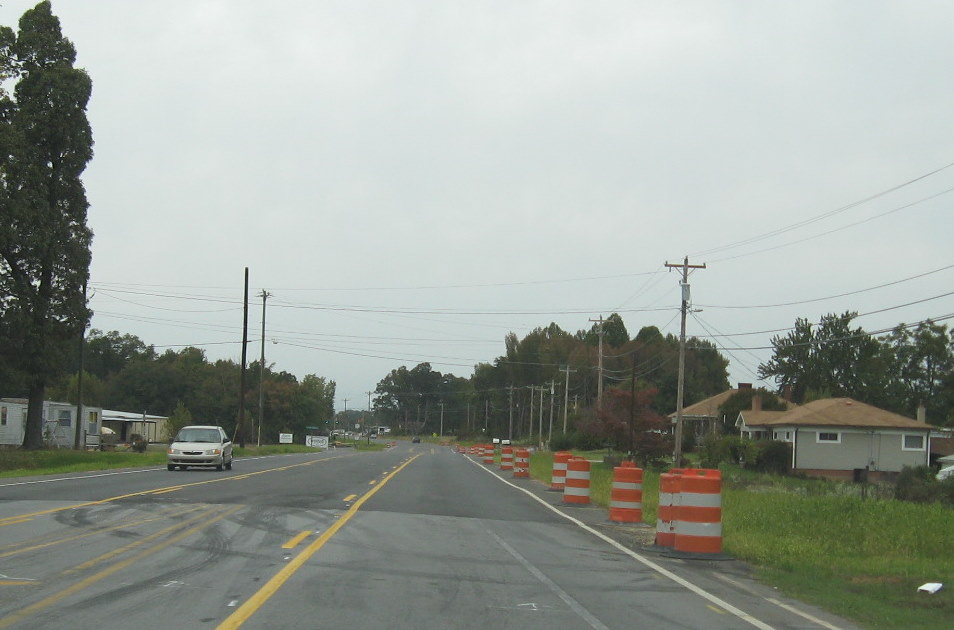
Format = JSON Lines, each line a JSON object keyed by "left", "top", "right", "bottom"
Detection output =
{"left": 457, "top": 444, "right": 722, "bottom": 557}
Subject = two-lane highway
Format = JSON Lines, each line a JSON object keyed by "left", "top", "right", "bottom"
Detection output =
{"left": 0, "top": 443, "right": 861, "bottom": 629}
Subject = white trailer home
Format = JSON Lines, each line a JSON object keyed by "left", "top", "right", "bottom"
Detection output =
{"left": 0, "top": 398, "right": 103, "bottom": 448}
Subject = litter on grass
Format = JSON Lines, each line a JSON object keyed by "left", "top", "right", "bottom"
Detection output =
{"left": 917, "top": 583, "right": 942, "bottom": 594}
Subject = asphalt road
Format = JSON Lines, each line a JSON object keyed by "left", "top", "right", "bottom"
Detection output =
{"left": 0, "top": 443, "right": 864, "bottom": 630}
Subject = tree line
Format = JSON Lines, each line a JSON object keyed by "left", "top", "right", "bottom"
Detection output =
{"left": 759, "top": 311, "right": 954, "bottom": 426}
{"left": 41, "top": 330, "right": 336, "bottom": 443}
{"left": 371, "top": 313, "right": 731, "bottom": 448}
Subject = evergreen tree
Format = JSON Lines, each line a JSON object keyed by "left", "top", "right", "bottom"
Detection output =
{"left": 0, "top": 3, "right": 93, "bottom": 448}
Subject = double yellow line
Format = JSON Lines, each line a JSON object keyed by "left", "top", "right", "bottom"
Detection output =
{"left": 0, "top": 504, "right": 242, "bottom": 629}
{"left": 217, "top": 454, "right": 420, "bottom": 629}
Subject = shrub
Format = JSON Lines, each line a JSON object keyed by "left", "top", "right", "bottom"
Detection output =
{"left": 894, "top": 465, "right": 941, "bottom": 503}
{"left": 754, "top": 441, "right": 792, "bottom": 474}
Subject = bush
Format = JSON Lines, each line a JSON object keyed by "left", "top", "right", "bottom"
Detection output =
{"left": 894, "top": 465, "right": 942, "bottom": 503}
{"left": 754, "top": 441, "right": 792, "bottom": 474}
{"left": 700, "top": 435, "right": 760, "bottom": 469}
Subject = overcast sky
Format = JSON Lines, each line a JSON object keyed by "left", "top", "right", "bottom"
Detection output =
{"left": 5, "top": 1, "right": 953, "bottom": 413}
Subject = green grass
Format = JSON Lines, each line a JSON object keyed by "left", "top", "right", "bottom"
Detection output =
{"left": 526, "top": 452, "right": 954, "bottom": 630}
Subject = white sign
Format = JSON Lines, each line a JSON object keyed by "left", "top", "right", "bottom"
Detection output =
{"left": 306, "top": 435, "right": 329, "bottom": 448}
{"left": 279, "top": 433, "right": 293, "bottom": 444}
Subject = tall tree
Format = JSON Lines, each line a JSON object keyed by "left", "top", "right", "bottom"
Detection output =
{"left": 0, "top": 2, "right": 93, "bottom": 448}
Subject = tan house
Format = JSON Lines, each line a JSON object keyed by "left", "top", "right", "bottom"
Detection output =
{"left": 737, "top": 397, "right": 934, "bottom": 481}
{"left": 670, "top": 383, "right": 792, "bottom": 437}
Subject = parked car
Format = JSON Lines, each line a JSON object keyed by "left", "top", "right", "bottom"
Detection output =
{"left": 411, "top": 437, "right": 421, "bottom": 443}
{"left": 167, "top": 425, "right": 233, "bottom": 471}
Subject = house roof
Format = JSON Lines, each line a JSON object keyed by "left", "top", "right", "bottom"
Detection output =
{"left": 102, "top": 410, "right": 168, "bottom": 423}
{"left": 671, "top": 387, "right": 794, "bottom": 419}
{"left": 669, "top": 388, "right": 741, "bottom": 419}
{"left": 739, "top": 397, "right": 935, "bottom": 431}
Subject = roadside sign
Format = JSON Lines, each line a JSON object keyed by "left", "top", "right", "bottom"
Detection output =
{"left": 279, "top": 433, "right": 293, "bottom": 444}
{"left": 306, "top": 435, "right": 328, "bottom": 448}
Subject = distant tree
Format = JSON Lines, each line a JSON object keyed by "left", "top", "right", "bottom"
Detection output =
{"left": 758, "top": 312, "right": 883, "bottom": 404}
{"left": 165, "top": 401, "right": 193, "bottom": 441}
{"left": 883, "top": 321, "right": 953, "bottom": 424}
{"left": 0, "top": 3, "right": 93, "bottom": 448}
{"left": 596, "top": 386, "right": 669, "bottom": 467}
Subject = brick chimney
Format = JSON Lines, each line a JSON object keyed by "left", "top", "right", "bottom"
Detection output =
{"left": 917, "top": 402, "right": 926, "bottom": 423}
{"left": 752, "top": 393, "right": 762, "bottom": 412}
{"left": 738, "top": 383, "right": 752, "bottom": 390}
{"left": 782, "top": 385, "right": 793, "bottom": 403}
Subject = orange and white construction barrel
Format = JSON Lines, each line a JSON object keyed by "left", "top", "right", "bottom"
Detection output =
{"left": 500, "top": 446, "right": 514, "bottom": 470}
{"left": 513, "top": 449, "right": 530, "bottom": 478}
{"left": 673, "top": 469, "right": 722, "bottom": 555}
{"left": 563, "top": 458, "right": 591, "bottom": 505}
{"left": 550, "top": 451, "right": 571, "bottom": 491}
{"left": 654, "top": 468, "right": 685, "bottom": 547}
{"left": 482, "top": 444, "right": 495, "bottom": 465}
{"left": 608, "top": 464, "right": 643, "bottom": 523}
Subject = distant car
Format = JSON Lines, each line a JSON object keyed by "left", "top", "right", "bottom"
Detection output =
{"left": 411, "top": 437, "right": 421, "bottom": 443}
{"left": 167, "top": 425, "right": 233, "bottom": 471}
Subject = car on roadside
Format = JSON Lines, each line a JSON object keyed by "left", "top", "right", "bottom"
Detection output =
{"left": 411, "top": 437, "right": 421, "bottom": 443}
{"left": 167, "top": 425, "right": 233, "bottom": 471}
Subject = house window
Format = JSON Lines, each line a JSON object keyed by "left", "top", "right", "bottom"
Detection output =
{"left": 817, "top": 432, "right": 840, "bottom": 443}
{"left": 902, "top": 434, "right": 925, "bottom": 451}
{"left": 57, "top": 410, "right": 71, "bottom": 427}
{"left": 772, "top": 431, "right": 791, "bottom": 441}
{"left": 1, "top": 407, "right": 6, "bottom": 426}
{"left": 88, "top": 411, "right": 98, "bottom": 436}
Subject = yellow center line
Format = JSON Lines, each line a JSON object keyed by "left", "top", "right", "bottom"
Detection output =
{"left": 63, "top": 505, "right": 222, "bottom": 575}
{"left": 369, "top": 480, "right": 377, "bottom": 485}
{"left": 150, "top": 486, "right": 184, "bottom": 495}
{"left": 217, "top": 454, "right": 422, "bottom": 630}
{"left": 281, "top": 531, "right": 312, "bottom": 549}
{"left": 0, "top": 454, "right": 352, "bottom": 525}
{"left": 0, "top": 504, "right": 243, "bottom": 629}
{"left": 0, "top": 505, "right": 206, "bottom": 560}
{"left": 0, "top": 581, "right": 37, "bottom": 586}
{"left": 343, "top": 494, "right": 357, "bottom": 502}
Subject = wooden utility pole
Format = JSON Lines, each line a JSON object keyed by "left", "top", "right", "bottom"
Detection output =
{"left": 74, "top": 280, "right": 87, "bottom": 450}
{"left": 665, "top": 256, "right": 706, "bottom": 466}
{"left": 237, "top": 267, "right": 249, "bottom": 448}
{"left": 257, "top": 289, "right": 271, "bottom": 447}
{"left": 507, "top": 386, "right": 514, "bottom": 441}
{"left": 589, "top": 316, "right": 605, "bottom": 408}
{"left": 561, "top": 366, "right": 575, "bottom": 433}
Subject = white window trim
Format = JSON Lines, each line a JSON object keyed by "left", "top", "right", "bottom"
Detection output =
{"left": 816, "top": 431, "right": 841, "bottom": 444}
{"left": 901, "top": 433, "right": 926, "bottom": 452}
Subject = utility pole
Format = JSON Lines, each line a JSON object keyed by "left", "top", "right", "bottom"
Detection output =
{"left": 665, "top": 256, "right": 706, "bottom": 466}
{"left": 589, "top": 316, "right": 605, "bottom": 408}
{"left": 237, "top": 267, "right": 249, "bottom": 448}
{"left": 538, "top": 385, "right": 544, "bottom": 449}
{"left": 561, "top": 366, "right": 575, "bottom": 434}
{"left": 548, "top": 380, "right": 555, "bottom": 446}
{"left": 257, "top": 289, "right": 271, "bottom": 447}
{"left": 74, "top": 280, "right": 87, "bottom": 450}
{"left": 508, "top": 387, "right": 514, "bottom": 441}
{"left": 439, "top": 401, "right": 444, "bottom": 437}
{"left": 526, "top": 385, "right": 535, "bottom": 442}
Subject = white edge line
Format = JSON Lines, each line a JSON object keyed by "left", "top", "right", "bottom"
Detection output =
{"left": 465, "top": 455, "right": 777, "bottom": 630}
{"left": 766, "top": 598, "right": 845, "bottom": 630}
